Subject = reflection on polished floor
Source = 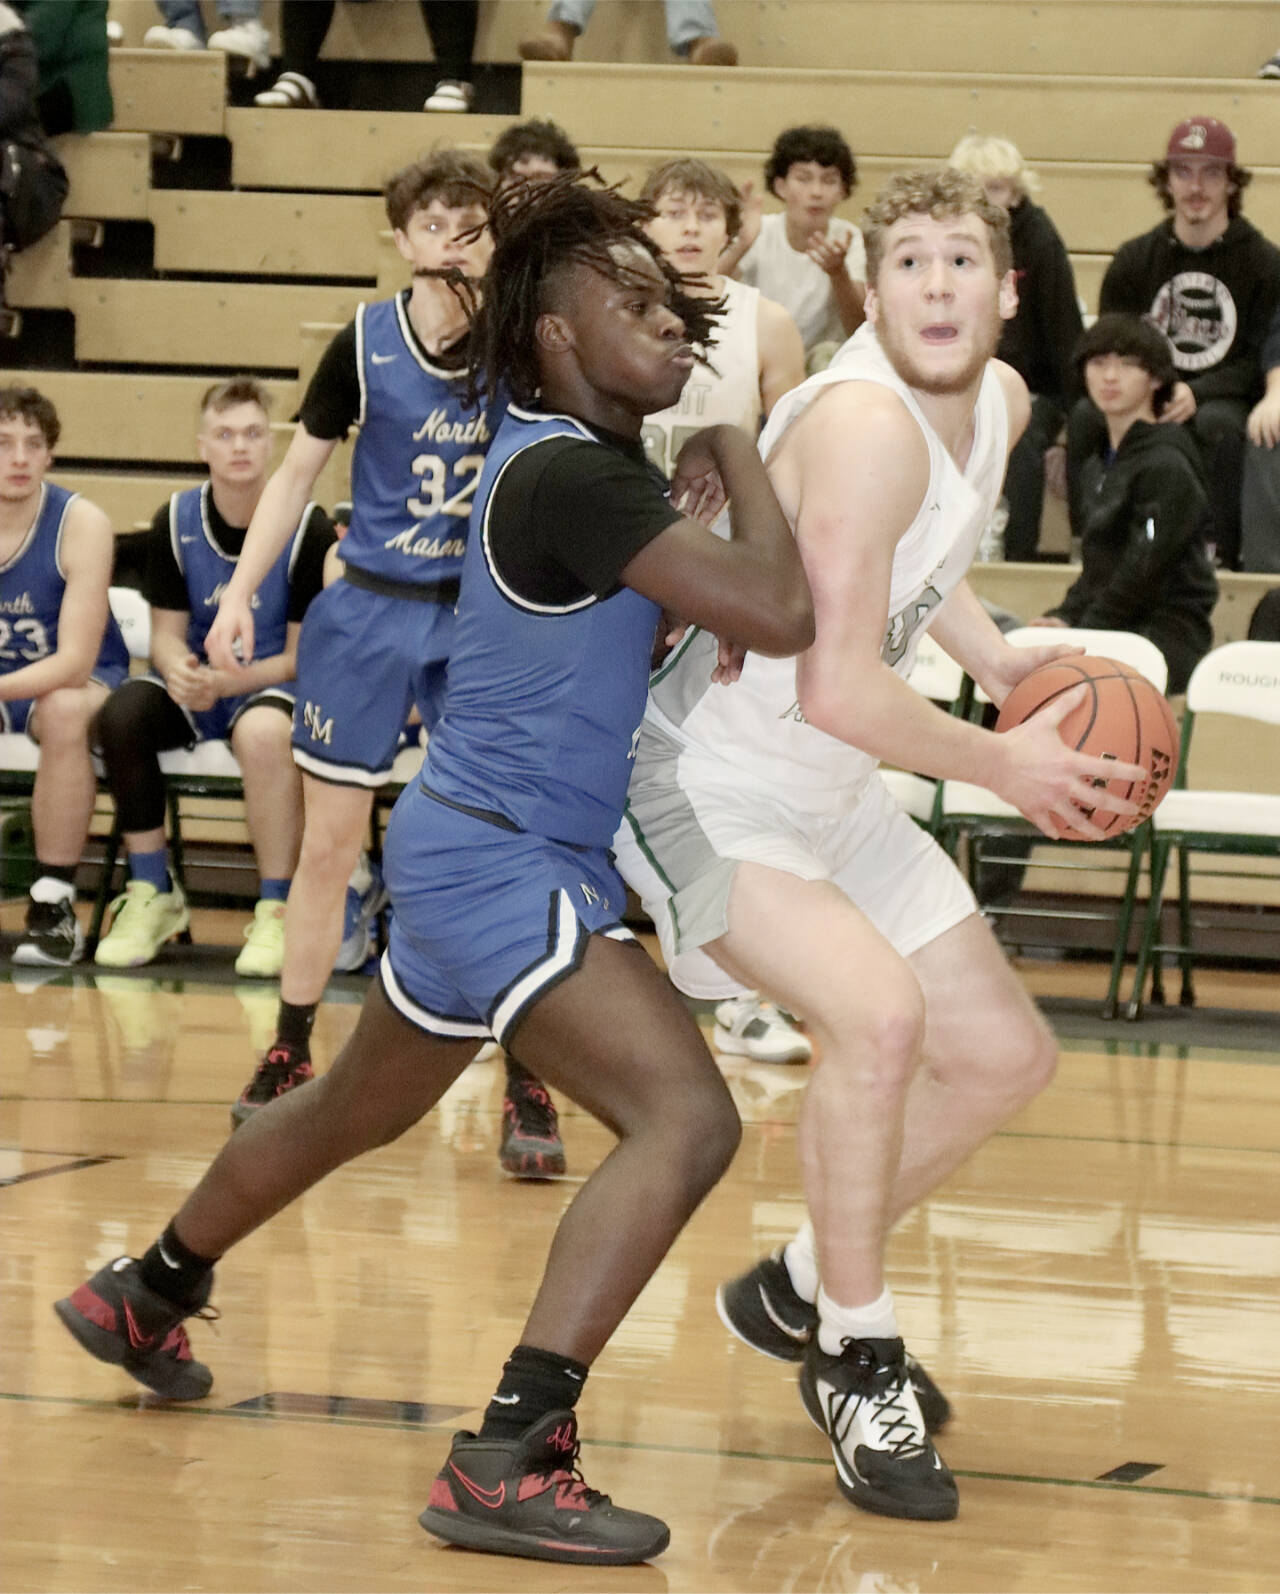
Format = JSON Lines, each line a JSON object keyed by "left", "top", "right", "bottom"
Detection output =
{"left": 1, "top": 924, "right": 1278, "bottom": 1593}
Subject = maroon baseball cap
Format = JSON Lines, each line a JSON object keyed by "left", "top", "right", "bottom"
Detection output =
{"left": 1165, "top": 117, "right": 1236, "bottom": 163}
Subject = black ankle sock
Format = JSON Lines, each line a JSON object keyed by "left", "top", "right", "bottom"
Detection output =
{"left": 276, "top": 999, "right": 317, "bottom": 1055}
{"left": 478, "top": 1343, "right": 589, "bottom": 1441}
{"left": 505, "top": 1058, "right": 535, "bottom": 1090}
{"left": 138, "top": 1220, "right": 219, "bottom": 1307}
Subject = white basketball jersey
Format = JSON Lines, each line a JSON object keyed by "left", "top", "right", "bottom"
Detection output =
{"left": 642, "top": 277, "right": 762, "bottom": 478}
{"left": 644, "top": 322, "right": 1010, "bottom": 811}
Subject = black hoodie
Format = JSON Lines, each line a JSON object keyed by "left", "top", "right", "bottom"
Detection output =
{"left": 1100, "top": 216, "right": 1280, "bottom": 407}
{"left": 1053, "top": 419, "right": 1218, "bottom": 692}
{"left": 998, "top": 198, "right": 1083, "bottom": 407}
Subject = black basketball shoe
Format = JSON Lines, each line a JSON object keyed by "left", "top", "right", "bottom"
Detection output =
{"left": 14, "top": 893, "right": 83, "bottom": 967}
{"left": 54, "top": 1255, "right": 215, "bottom": 1402}
{"left": 717, "top": 1252, "right": 952, "bottom": 1431}
{"left": 799, "top": 1336, "right": 957, "bottom": 1520}
{"left": 230, "top": 1042, "right": 314, "bottom": 1129}
{"left": 420, "top": 1410, "right": 670, "bottom": 1564}
{"left": 498, "top": 1068, "right": 566, "bottom": 1178}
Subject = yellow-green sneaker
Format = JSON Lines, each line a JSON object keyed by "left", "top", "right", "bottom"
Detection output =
{"left": 94, "top": 879, "right": 190, "bottom": 968}
{"left": 234, "top": 899, "right": 286, "bottom": 978}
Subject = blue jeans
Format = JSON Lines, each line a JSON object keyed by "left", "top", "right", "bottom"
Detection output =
{"left": 158, "top": 0, "right": 259, "bottom": 39}
{"left": 548, "top": 0, "right": 721, "bottom": 52}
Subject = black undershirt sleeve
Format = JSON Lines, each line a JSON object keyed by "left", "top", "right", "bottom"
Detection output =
{"left": 142, "top": 503, "right": 189, "bottom": 612}
{"left": 297, "top": 321, "right": 362, "bottom": 441}
{"left": 287, "top": 506, "right": 337, "bottom": 622}
{"left": 489, "top": 437, "right": 682, "bottom": 606}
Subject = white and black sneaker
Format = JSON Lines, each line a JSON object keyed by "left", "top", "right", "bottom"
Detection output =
{"left": 717, "top": 1252, "right": 952, "bottom": 1432}
{"left": 799, "top": 1336, "right": 958, "bottom": 1520}
{"left": 717, "top": 1251, "right": 818, "bottom": 1360}
{"left": 713, "top": 995, "right": 811, "bottom": 1064}
{"left": 1259, "top": 51, "right": 1280, "bottom": 77}
{"left": 14, "top": 892, "right": 84, "bottom": 967}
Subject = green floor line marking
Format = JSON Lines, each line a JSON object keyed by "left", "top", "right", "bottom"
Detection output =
{"left": 2, "top": 1390, "right": 1277, "bottom": 1508}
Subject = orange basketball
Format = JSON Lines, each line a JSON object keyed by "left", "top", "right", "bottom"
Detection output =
{"left": 994, "top": 655, "right": 1179, "bottom": 840}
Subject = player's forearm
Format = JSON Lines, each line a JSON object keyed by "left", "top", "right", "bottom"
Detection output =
{"left": 227, "top": 466, "right": 313, "bottom": 601}
{"left": 801, "top": 658, "right": 996, "bottom": 783}
{"left": 150, "top": 630, "right": 193, "bottom": 684}
{"left": 927, "top": 581, "right": 1017, "bottom": 702}
{"left": 0, "top": 648, "right": 95, "bottom": 701}
{"left": 221, "top": 647, "right": 296, "bottom": 695}
{"left": 830, "top": 270, "right": 866, "bottom": 335}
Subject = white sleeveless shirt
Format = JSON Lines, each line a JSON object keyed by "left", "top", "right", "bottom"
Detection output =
{"left": 642, "top": 277, "right": 762, "bottom": 478}
{"left": 643, "top": 322, "right": 1010, "bottom": 813}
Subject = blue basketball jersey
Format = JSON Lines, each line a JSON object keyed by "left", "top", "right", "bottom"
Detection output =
{"left": 343, "top": 293, "right": 496, "bottom": 588}
{"left": 0, "top": 482, "right": 127, "bottom": 681}
{"left": 423, "top": 407, "right": 664, "bottom": 849}
{"left": 169, "top": 483, "right": 306, "bottom": 661}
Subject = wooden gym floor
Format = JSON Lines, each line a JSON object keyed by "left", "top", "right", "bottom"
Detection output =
{"left": 1, "top": 909, "right": 1277, "bottom": 1594}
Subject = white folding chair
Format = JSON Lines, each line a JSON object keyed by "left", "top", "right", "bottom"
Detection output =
{"left": 937, "top": 626, "right": 1170, "bottom": 1015}
{"left": 1126, "top": 640, "right": 1280, "bottom": 1018}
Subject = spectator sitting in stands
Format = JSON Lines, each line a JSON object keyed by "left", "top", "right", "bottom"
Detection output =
{"left": 1240, "top": 302, "right": 1280, "bottom": 572}
{"left": 19, "top": 0, "right": 111, "bottom": 135}
{"left": 142, "top": 0, "right": 271, "bottom": 75}
{"left": 1066, "top": 117, "right": 1280, "bottom": 571}
{"left": 488, "top": 117, "right": 580, "bottom": 189}
{"left": 254, "top": 1, "right": 477, "bottom": 114}
{"left": 0, "top": 0, "right": 68, "bottom": 294}
{"left": 0, "top": 385, "right": 129, "bottom": 968}
{"left": 1035, "top": 314, "right": 1217, "bottom": 695}
{"left": 949, "top": 133, "right": 1083, "bottom": 561}
{"left": 721, "top": 123, "right": 865, "bottom": 369}
{"left": 92, "top": 379, "right": 335, "bottom": 976}
{"left": 519, "top": 1, "right": 736, "bottom": 65}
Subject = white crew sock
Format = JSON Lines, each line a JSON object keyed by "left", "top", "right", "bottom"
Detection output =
{"left": 816, "top": 1284, "right": 899, "bottom": 1355}
{"left": 781, "top": 1219, "right": 820, "bottom": 1304}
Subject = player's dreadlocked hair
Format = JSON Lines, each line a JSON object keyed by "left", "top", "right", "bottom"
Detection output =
{"left": 467, "top": 170, "right": 723, "bottom": 409}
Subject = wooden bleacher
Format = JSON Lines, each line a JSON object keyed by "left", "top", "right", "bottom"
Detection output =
{"left": 14, "top": 2, "right": 1280, "bottom": 603}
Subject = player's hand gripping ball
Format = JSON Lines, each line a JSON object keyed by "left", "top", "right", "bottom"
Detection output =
{"left": 995, "top": 655, "right": 1179, "bottom": 841}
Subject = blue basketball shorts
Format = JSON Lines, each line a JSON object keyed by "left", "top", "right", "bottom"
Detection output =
{"left": 290, "top": 579, "right": 454, "bottom": 788}
{"left": 0, "top": 657, "right": 131, "bottom": 735}
{"left": 379, "top": 784, "right": 640, "bottom": 1048}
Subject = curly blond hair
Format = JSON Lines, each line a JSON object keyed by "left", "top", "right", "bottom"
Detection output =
{"left": 861, "top": 168, "right": 1012, "bottom": 283}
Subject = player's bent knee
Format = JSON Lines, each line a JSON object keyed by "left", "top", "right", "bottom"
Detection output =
{"left": 677, "top": 1089, "right": 742, "bottom": 1196}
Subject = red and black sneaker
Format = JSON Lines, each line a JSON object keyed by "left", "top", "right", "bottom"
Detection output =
{"left": 498, "top": 1067, "right": 566, "bottom": 1178}
{"left": 230, "top": 1042, "right": 314, "bottom": 1129}
{"left": 419, "top": 1409, "right": 669, "bottom": 1565}
{"left": 53, "top": 1255, "right": 215, "bottom": 1402}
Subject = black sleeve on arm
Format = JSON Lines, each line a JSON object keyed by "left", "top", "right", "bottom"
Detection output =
{"left": 287, "top": 506, "right": 337, "bottom": 622}
{"left": 491, "top": 439, "right": 683, "bottom": 604}
{"left": 1097, "top": 241, "right": 1149, "bottom": 316}
{"left": 142, "top": 504, "right": 190, "bottom": 612}
{"left": 296, "top": 321, "right": 361, "bottom": 441}
{"left": 1075, "top": 455, "right": 1208, "bottom": 629}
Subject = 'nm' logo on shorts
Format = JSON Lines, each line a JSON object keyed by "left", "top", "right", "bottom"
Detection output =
{"left": 302, "top": 701, "right": 334, "bottom": 744}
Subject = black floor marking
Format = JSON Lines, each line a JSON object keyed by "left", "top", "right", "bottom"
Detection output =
{"left": 1097, "top": 1461, "right": 1166, "bottom": 1483}
{"left": 0, "top": 1154, "right": 122, "bottom": 1189}
{"left": 227, "top": 1392, "right": 471, "bottom": 1426}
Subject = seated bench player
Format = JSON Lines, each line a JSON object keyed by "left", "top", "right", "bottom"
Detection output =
{"left": 0, "top": 385, "right": 128, "bottom": 966}
{"left": 92, "top": 379, "right": 334, "bottom": 973}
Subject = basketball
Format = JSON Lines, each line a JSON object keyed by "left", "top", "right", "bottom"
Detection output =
{"left": 994, "top": 655, "right": 1180, "bottom": 840}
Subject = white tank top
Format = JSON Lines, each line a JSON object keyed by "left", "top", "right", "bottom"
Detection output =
{"left": 642, "top": 277, "right": 762, "bottom": 478}
{"left": 644, "top": 322, "right": 1010, "bottom": 812}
